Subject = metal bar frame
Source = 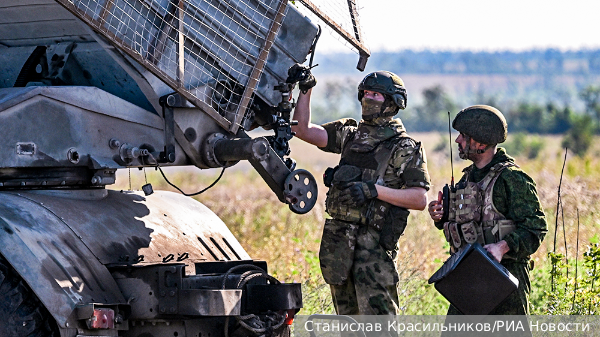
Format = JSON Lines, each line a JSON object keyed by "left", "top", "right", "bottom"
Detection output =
{"left": 229, "top": 0, "right": 289, "bottom": 134}
{"left": 346, "top": 0, "right": 363, "bottom": 43}
{"left": 298, "top": 0, "right": 370, "bottom": 58}
{"left": 177, "top": 0, "right": 185, "bottom": 86}
{"left": 54, "top": 0, "right": 277, "bottom": 131}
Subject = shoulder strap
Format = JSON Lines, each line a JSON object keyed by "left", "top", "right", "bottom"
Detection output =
{"left": 480, "top": 161, "right": 515, "bottom": 190}
{"left": 373, "top": 135, "right": 409, "bottom": 182}
{"left": 340, "top": 129, "right": 357, "bottom": 157}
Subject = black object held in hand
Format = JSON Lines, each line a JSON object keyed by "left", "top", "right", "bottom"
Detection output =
{"left": 439, "top": 111, "right": 456, "bottom": 223}
{"left": 286, "top": 63, "right": 317, "bottom": 93}
{"left": 441, "top": 184, "right": 450, "bottom": 223}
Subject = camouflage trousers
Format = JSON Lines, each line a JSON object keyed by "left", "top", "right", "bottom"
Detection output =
{"left": 323, "top": 219, "right": 400, "bottom": 315}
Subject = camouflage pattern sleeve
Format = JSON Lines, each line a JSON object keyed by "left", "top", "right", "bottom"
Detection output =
{"left": 494, "top": 168, "right": 548, "bottom": 261}
{"left": 318, "top": 118, "right": 358, "bottom": 154}
{"left": 387, "top": 138, "right": 431, "bottom": 191}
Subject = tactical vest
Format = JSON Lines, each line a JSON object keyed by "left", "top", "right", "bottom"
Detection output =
{"left": 443, "top": 161, "right": 517, "bottom": 255}
{"left": 325, "top": 130, "right": 409, "bottom": 231}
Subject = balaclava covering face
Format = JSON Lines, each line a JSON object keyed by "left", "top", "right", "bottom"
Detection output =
{"left": 361, "top": 96, "right": 397, "bottom": 123}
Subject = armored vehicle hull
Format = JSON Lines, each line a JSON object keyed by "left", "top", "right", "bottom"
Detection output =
{"left": 0, "top": 189, "right": 301, "bottom": 336}
{"left": 0, "top": 0, "right": 370, "bottom": 334}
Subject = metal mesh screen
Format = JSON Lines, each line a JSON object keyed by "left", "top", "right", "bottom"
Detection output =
{"left": 55, "top": 0, "right": 287, "bottom": 131}
{"left": 295, "top": 0, "right": 369, "bottom": 67}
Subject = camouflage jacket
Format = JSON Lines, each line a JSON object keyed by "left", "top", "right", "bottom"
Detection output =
{"left": 320, "top": 117, "right": 430, "bottom": 188}
{"left": 319, "top": 118, "right": 431, "bottom": 222}
{"left": 440, "top": 148, "right": 547, "bottom": 262}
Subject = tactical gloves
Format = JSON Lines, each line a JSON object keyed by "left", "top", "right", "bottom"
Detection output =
{"left": 298, "top": 72, "right": 317, "bottom": 94}
{"left": 338, "top": 181, "right": 378, "bottom": 206}
{"left": 287, "top": 63, "right": 317, "bottom": 94}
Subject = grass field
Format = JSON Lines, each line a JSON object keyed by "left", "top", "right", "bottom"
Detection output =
{"left": 114, "top": 132, "right": 600, "bottom": 315}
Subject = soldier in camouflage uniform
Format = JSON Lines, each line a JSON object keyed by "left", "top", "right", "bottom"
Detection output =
{"left": 428, "top": 105, "right": 547, "bottom": 315}
{"left": 291, "top": 65, "right": 431, "bottom": 316}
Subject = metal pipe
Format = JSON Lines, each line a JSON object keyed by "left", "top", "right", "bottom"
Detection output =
{"left": 213, "top": 137, "right": 270, "bottom": 163}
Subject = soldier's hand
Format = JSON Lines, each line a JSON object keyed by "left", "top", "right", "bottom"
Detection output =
{"left": 428, "top": 191, "right": 444, "bottom": 221}
{"left": 298, "top": 71, "right": 316, "bottom": 94}
{"left": 338, "top": 181, "right": 378, "bottom": 206}
{"left": 287, "top": 63, "right": 317, "bottom": 94}
{"left": 484, "top": 240, "right": 510, "bottom": 263}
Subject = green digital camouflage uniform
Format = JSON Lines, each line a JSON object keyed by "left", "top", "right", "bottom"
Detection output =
{"left": 437, "top": 148, "right": 547, "bottom": 315}
{"left": 318, "top": 117, "right": 430, "bottom": 315}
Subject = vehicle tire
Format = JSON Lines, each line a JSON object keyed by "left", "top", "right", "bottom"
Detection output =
{"left": 0, "top": 256, "right": 59, "bottom": 337}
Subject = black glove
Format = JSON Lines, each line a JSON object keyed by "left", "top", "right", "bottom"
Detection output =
{"left": 338, "top": 181, "right": 378, "bottom": 206}
{"left": 287, "top": 63, "right": 317, "bottom": 94}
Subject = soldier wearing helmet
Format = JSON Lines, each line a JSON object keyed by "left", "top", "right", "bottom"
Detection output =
{"left": 428, "top": 105, "right": 547, "bottom": 315}
{"left": 291, "top": 65, "right": 430, "bottom": 316}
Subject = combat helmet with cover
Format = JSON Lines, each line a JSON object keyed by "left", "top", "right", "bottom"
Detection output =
{"left": 357, "top": 71, "right": 407, "bottom": 116}
{"left": 452, "top": 105, "right": 507, "bottom": 145}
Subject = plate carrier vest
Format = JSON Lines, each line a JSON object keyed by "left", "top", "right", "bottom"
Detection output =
{"left": 325, "top": 131, "right": 410, "bottom": 231}
{"left": 443, "top": 161, "right": 517, "bottom": 256}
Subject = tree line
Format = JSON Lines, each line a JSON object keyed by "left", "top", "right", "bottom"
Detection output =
{"left": 409, "top": 85, "right": 599, "bottom": 156}
{"left": 308, "top": 81, "right": 600, "bottom": 156}
{"left": 315, "top": 49, "right": 600, "bottom": 75}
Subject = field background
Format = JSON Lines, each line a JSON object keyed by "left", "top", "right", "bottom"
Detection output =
{"left": 115, "top": 131, "right": 600, "bottom": 315}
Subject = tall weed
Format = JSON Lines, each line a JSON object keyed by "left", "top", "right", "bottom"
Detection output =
{"left": 113, "top": 134, "right": 600, "bottom": 315}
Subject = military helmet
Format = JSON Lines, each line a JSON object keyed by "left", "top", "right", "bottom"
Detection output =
{"left": 452, "top": 105, "right": 507, "bottom": 144}
{"left": 357, "top": 71, "right": 407, "bottom": 111}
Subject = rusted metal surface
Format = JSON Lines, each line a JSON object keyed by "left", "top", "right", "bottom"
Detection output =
{"left": 230, "top": 0, "right": 288, "bottom": 134}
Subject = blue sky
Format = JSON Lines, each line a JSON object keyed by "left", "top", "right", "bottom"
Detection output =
{"left": 316, "top": 0, "right": 600, "bottom": 52}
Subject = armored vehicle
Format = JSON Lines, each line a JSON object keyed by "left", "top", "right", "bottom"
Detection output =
{"left": 0, "top": 0, "right": 369, "bottom": 336}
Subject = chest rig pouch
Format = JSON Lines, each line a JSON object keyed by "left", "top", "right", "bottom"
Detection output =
{"left": 443, "top": 162, "right": 517, "bottom": 254}
{"left": 325, "top": 132, "right": 412, "bottom": 250}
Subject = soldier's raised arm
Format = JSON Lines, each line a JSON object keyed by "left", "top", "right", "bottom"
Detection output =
{"left": 289, "top": 64, "right": 327, "bottom": 148}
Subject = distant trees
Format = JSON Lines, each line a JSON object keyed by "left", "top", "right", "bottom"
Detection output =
{"left": 505, "top": 103, "right": 575, "bottom": 134}
{"left": 562, "top": 115, "right": 594, "bottom": 156}
{"left": 303, "top": 77, "right": 598, "bottom": 156}
{"left": 308, "top": 79, "right": 361, "bottom": 125}
{"left": 402, "top": 84, "right": 598, "bottom": 156}
{"left": 398, "top": 85, "right": 463, "bottom": 133}
{"left": 579, "top": 85, "right": 600, "bottom": 130}
{"left": 407, "top": 85, "right": 457, "bottom": 132}
{"left": 316, "top": 49, "right": 600, "bottom": 76}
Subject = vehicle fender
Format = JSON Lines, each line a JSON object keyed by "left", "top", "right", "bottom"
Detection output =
{"left": 0, "top": 191, "right": 126, "bottom": 329}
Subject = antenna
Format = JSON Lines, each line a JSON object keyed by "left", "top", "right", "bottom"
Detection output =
{"left": 448, "top": 111, "right": 455, "bottom": 188}
{"left": 439, "top": 111, "right": 455, "bottom": 224}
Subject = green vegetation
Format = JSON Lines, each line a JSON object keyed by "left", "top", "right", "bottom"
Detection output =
{"left": 503, "top": 133, "right": 545, "bottom": 159}
{"left": 316, "top": 49, "right": 600, "bottom": 76}
{"left": 115, "top": 55, "right": 600, "bottom": 314}
{"left": 531, "top": 239, "right": 600, "bottom": 315}
{"left": 116, "top": 132, "right": 600, "bottom": 315}
{"left": 307, "top": 76, "right": 600, "bottom": 156}
{"left": 562, "top": 114, "right": 595, "bottom": 156}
